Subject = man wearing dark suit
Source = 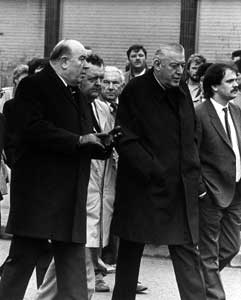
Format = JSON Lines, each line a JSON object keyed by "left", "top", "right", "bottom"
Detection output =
{"left": 0, "top": 39, "right": 109, "bottom": 300}
{"left": 111, "top": 43, "right": 206, "bottom": 300}
{"left": 196, "top": 63, "right": 241, "bottom": 300}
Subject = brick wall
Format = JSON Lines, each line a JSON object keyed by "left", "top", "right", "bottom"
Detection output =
{"left": 61, "top": 0, "right": 180, "bottom": 70}
{"left": 0, "top": 0, "right": 46, "bottom": 87}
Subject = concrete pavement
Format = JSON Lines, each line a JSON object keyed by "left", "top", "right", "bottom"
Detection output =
{"left": 1, "top": 193, "right": 241, "bottom": 299}
{"left": 0, "top": 239, "right": 241, "bottom": 300}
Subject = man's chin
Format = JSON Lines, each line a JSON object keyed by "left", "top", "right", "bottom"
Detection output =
{"left": 190, "top": 77, "right": 200, "bottom": 83}
{"left": 91, "top": 92, "right": 100, "bottom": 99}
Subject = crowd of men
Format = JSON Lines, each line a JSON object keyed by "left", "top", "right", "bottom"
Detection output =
{"left": 0, "top": 39, "right": 240, "bottom": 300}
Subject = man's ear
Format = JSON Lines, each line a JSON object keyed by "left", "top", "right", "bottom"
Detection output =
{"left": 153, "top": 58, "right": 162, "bottom": 71}
{"left": 211, "top": 85, "right": 218, "bottom": 93}
{"left": 60, "top": 56, "right": 69, "bottom": 70}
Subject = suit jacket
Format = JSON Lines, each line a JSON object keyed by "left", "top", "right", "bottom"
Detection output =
{"left": 6, "top": 63, "right": 96, "bottom": 243}
{"left": 195, "top": 99, "right": 241, "bottom": 208}
{"left": 111, "top": 69, "right": 201, "bottom": 245}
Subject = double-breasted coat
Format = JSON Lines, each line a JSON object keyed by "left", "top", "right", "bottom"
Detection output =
{"left": 6, "top": 64, "right": 97, "bottom": 243}
{"left": 111, "top": 69, "right": 201, "bottom": 245}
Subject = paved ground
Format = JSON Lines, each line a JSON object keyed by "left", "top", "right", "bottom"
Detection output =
{"left": 1, "top": 193, "right": 241, "bottom": 299}
{"left": 0, "top": 239, "right": 241, "bottom": 300}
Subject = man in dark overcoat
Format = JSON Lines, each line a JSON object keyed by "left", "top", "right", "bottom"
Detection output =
{"left": 0, "top": 40, "right": 108, "bottom": 300}
{"left": 111, "top": 43, "right": 206, "bottom": 300}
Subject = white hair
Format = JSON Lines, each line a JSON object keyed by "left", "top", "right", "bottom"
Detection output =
{"left": 154, "top": 43, "right": 185, "bottom": 60}
{"left": 104, "top": 66, "right": 125, "bottom": 84}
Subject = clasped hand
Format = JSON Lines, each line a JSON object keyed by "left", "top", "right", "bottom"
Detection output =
{"left": 79, "top": 126, "right": 122, "bottom": 149}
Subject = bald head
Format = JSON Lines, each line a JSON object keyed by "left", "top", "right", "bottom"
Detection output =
{"left": 50, "top": 39, "right": 89, "bottom": 86}
{"left": 50, "top": 40, "right": 88, "bottom": 62}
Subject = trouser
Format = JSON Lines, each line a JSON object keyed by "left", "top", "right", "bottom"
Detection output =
{"left": 0, "top": 243, "right": 52, "bottom": 288}
{"left": 199, "top": 183, "right": 241, "bottom": 300}
{"left": 35, "top": 248, "right": 96, "bottom": 300}
{"left": 111, "top": 238, "right": 206, "bottom": 300}
{"left": 0, "top": 235, "right": 88, "bottom": 300}
{"left": 102, "top": 234, "right": 119, "bottom": 265}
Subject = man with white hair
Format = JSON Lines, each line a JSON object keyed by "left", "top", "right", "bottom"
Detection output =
{"left": 111, "top": 43, "right": 206, "bottom": 300}
{"left": 0, "top": 39, "right": 109, "bottom": 300}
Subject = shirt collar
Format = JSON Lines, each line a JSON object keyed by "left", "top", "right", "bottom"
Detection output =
{"left": 50, "top": 62, "right": 68, "bottom": 87}
{"left": 210, "top": 98, "right": 229, "bottom": 113}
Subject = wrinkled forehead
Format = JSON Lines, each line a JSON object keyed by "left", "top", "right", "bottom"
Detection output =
{"left": 84, "top": 63, "right": 104, "bottom": 76}
{"left": 104, "top": 70, "right": 122, "bottom": 81}
{"left": 165, "top": 55, "right": 185, "bottom": 65}
{"left": 71, "top": 43, "right": 90, "bottom": 57}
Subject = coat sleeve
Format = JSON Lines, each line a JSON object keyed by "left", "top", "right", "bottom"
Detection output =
{"left": 13, "top": 77, "right": 80, "bottom": 155}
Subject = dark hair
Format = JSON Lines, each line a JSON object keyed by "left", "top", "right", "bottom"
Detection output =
{"left": 203, "top": 63, "right": 237, "bottom": 99}
{"left": 186, "top": 53, "right": 206, "bottom": 70}
{"left": 28, "top": 58, "right": 49, "bottom": 75}
{"left": 50, "top": 40, "right": 72, "bottom": 61}
{"left": 126, "top": 44, "right": 147, "bottom": 59}
{"left": 232, "top": 50, "right": 241, "bottom": 60}
{"left": 196, "top": 62, "right": 213, "bottom": 79}
{"left": 86, "top": 54, "right": 104, "bottom": 67}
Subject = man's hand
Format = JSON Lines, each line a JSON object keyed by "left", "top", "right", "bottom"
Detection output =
{"left": 78, "top": 133, "right": 106, "bottom": 148}
{"left": 98, "top": 126, "right": 123, "bottom": 147}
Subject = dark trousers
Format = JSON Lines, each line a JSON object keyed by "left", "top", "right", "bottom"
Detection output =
{"left": 199, "top": 183, "right": 241, "bottom": 300}
{"left": 0, "top": 243, "right": 52, "bottom": 288}
{"left": 102, "top": 234, "right": 119, "bottom": 265}
{"left": 111, "top": 238, "right": 206, "bottom": 300}
{"left": 0, "top": 235, "right": 88, "bottom": 300}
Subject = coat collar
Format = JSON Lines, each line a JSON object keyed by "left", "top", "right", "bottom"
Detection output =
{"left": 43, "top": 63, "right": 80, "bottom": 111}
{"left": 147, "top": 69, "right": 188, "bottom": 117}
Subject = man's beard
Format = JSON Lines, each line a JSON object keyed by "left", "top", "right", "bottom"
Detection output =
{"left": 189, "top": 74, "right": 200, "bottom": 83}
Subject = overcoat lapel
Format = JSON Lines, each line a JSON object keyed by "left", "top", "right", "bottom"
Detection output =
{"left": 206, "top": 99, "right": 233, "bottom": 149}
{"left": 92, "top": 101, "right": 107, "bottom": 131}
{"left": 45, "top": 64, "right": 80, "bottom": 111}
{"left": 148, "top": 70, "right": 179, "bottom": 116}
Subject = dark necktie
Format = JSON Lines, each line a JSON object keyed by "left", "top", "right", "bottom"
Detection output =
{"left": 223, "top": 107, "right": 232, "bottom": 145}
{"left": 89, "top": 104, "right": 101, "bottom": 133}
{"left": 110, "top": 102, "right": 118, "bottom": 116}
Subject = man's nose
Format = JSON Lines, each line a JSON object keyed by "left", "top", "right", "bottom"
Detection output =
{"left": 176, "top": 65, "right": 184, "bottom": 74}
{"left": 96, "top": 78, "right": 102, "bottom": 85}
{"left": 233, "top": 80, "right": 239, "bottom": 88}
{"left": 82, "top": 60, "right": 87, "bottom": 68}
